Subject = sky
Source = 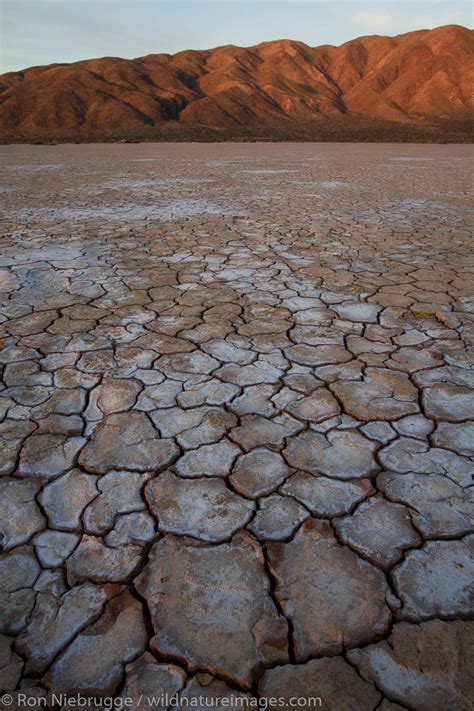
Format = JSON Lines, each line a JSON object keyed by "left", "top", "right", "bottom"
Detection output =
{"left": 1, "top": 0, "right": 472, "bottom": 73}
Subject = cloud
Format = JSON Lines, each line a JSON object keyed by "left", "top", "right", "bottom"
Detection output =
{"left": 412, "top": 8, "right": 468, "bottom": 27}
{"left": 352, "top": 10, "right": 394, "bottom": 28}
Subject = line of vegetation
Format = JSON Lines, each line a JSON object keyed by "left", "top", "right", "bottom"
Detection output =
{"left": 1, "top": 119, "right": 472, "bottom": 144}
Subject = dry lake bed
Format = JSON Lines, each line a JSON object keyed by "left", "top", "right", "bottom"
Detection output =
{"left": 0, "top": 143, "right": 473, "bottom": 708}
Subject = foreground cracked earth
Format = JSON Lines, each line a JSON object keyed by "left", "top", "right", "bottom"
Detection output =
{"left": 0, "top": 143, "right": 473, "bottom": 709}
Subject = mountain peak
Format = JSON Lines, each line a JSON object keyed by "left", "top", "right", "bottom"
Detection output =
{"left": 1, "top": 25, "right": 472, "bottom": 140}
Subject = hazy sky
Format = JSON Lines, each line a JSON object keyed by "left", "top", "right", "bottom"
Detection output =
{"left": 1, "top": 0, "right": 472, "bottom": 73}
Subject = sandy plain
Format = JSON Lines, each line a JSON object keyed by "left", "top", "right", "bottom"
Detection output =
{"left": 0, "top": 143, "right": 473, "bottom": 708}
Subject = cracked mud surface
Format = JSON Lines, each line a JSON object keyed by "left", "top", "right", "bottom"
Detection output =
{"left": 0, "top": 143, "right": 473, "bottom": 709}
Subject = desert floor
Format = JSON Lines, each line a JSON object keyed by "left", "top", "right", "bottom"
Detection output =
{"left": 0, "top": 143, "right": 472, "bottom": 708}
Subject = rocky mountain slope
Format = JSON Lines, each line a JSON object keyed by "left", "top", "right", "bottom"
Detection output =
{"left": 0, "top": 24, "right": 472, "bottom": 140}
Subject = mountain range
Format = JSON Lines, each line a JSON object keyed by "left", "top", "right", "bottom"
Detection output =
{"left": 0, "top": 24, "right": 472, "bottom": 142}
